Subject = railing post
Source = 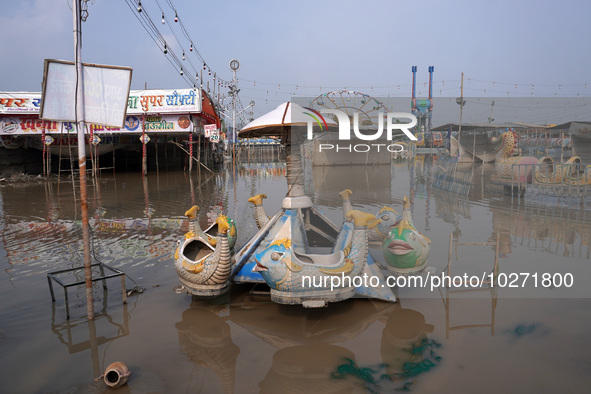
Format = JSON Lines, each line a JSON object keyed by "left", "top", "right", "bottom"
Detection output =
{"left": 511, "top": 164, "right": 514, "bottom": 203}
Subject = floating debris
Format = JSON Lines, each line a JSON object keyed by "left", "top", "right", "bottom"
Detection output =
{"left": 173, "top": 285, "right": 186, "bottom": 294}
{"left": 126, "top": 286, "right": 145, "bottom": 296}
{"left": 505, "top": 322, "right": 547, "bottom": 340}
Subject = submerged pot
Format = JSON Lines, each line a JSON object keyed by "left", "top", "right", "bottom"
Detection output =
{"left": 102, "top": 361, "right": 131, "bottom": 388}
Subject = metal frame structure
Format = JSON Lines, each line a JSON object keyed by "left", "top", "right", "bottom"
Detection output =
{"left": 47, "top": 263, "right": 127, "bottom": 319}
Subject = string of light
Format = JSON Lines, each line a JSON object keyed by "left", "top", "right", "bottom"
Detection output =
{"left": 237, "top": 77, "right": 589, "bottom": 97}
{"left": 129, "top": 0, "right": 253, "bottom": 120}
{"left": 125, "top": 0, "right": 195, "bottom": 87}
{"left": 127, "top": 0, "right": 234, "bottom": 91}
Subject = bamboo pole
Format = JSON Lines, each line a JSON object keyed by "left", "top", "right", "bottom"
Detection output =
{"left": 155, "top": 133, "right": 159, "bottom": 176}
{"left": 170, "top": 141, "right": 213, "bottom": 173}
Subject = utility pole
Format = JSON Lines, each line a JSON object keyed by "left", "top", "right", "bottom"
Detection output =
{"left": 73, "top": 0, "right": 94, "bottom": 320}
{"left": 457, "top": 72, "right": 465, "bottom": 160}
{"left": 229, "top": 59, "right": 240, "bottom": 165}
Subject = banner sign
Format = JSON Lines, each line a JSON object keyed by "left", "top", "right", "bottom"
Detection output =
{"left": 1, "top": 89, "right": 201, "bottom": 116}
{"left": 126, "top": 89, "right": 201, "bottom": 114}
{"left": 0, "top": 93, "right": 41, "bottom": 114}
{"left": 0, "top": 114, "right": 193, "bottom": 135}
{"left": 40, "top": 59, "right": 132, "bottom": 128}
{"left": 204, "top": 123, "right": 217, "bottom": 138}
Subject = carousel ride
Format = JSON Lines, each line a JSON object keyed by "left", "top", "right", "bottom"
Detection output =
{"left": 230, "top": 101, "right": 397, "bottom": 307}
{"left": 173, "top": 101, "right": 435, "bottom": 306}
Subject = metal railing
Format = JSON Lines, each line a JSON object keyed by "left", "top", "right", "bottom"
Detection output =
{"left": 507, "top": 162, "right": 591, "bottom": 203}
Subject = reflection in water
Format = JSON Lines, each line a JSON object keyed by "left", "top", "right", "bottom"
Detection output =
{"left": 175, "top": 289, "right": 439, "bottom": 393}
{"left": 230, "top": 297, "right": 395, "bottom": 348}
{"left": 428, "top": 160, "right": 591, "bottom": 260}
{"left": 434, "top": 189, "right": 472, "bottom": 222}
{"left": 381, "top": 308, "right": 435, "bottom": 378}
{"left": 491, "top": 200, "right": 591, "bottom": 258}
{"left": 310, "top": 165, "right": 395, "bottom": 209}
{"left": 238, "top": 162, "right": 286, "bottom": 179}
{"left": 176, "top": 303, "right": 240, "bottom": 394}
{"left": 260, "top": 344, "right": 362, "bottom": 394}
{"left": 1, "top": 166, "right": 290, "bottom": 286}
{"left": 444, "top": 232, "right": 500, "bottom": 340}
{"left": 326, "top": 305, "right": 440, "bottom": 392}
{"left": 444, "top": 280, "right": 498, "bottom": 340}
{"left": 51, "top": 301, "right": 129, "bottom": 379}
{"left": 2, "top": 216, "right": 187, "bottom": 278}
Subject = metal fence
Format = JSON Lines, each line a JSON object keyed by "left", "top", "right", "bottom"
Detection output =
{"left": 433, "top": 158, "right": 473, "bottom": 195}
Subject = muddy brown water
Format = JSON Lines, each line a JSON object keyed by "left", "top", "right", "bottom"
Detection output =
{"left": 1, "top": 157, "right": 590, "bottom": 393}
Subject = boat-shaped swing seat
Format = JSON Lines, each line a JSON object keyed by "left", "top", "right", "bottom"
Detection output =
{"left": 292, "top": 219, "right": 354, "bottom": 267}
{"left": 181, "top": 238, "right": 215, "bottom": 263}
{"left": 203, "top": 221, "right": 220, "bottom": 236}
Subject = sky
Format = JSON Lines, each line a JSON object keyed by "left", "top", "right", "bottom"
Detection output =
{"left": 1, "top": 0, "right": 590, "bottom": 125}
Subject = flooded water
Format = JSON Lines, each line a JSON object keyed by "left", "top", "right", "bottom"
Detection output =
{"left": 1, "top": 156, "right": 591, "bottom": 393}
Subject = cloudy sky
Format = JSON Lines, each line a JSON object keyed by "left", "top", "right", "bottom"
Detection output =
{"left": 1, "top": 0, "right": 590, "bottom": 123}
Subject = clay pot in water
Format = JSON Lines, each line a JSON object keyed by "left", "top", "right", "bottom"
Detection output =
{"left": 103, "top": 361, "right": 131, "bottom": 388}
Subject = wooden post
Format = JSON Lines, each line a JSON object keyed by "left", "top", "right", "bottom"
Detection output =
{"left": 111, "top": 134, "right": 116, "bottom": 175}
{"left": 164, "top": 134, "right": 168, "bottom": 171}
{"left": 189, "top": 132, "right": 193, "bottom": 172}
{"left": 42, "top": 122, "right": 47, "bottom": 177}
{"left": 47, "top": 144, "right": 51, "bottom": 175}
{"left": 155, "top": 133, "right": 159, "bottom": 176}
{"left": 142, "top": 115, "right": 147, "bottom": 176}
